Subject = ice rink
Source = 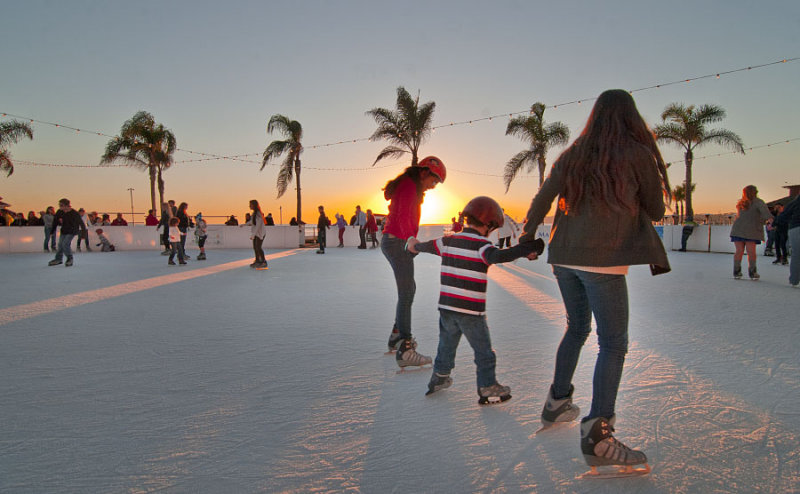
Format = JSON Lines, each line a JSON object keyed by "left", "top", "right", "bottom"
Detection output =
{"left": 1, "top": 246, "right": 798, "bottom": 493}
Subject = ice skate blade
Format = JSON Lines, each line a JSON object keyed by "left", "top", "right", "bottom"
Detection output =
{"left": 395, "top": 364, "right": 431, "bottom": 374}
{"left": 578, "top": 463, "right": 651, "bottom": 479}
{"left": 478, "top": 394, "right": 512, "bottom": 405}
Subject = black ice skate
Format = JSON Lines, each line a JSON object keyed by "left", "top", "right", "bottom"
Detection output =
{"left": 579, "top": 416, "right": 650, "bottom": 479}
{"left": 425, "top": 373, "right": 453, "bottom": 396}
{"left": 386, "top": 326, "right": 403, "bottom": 354}
{"left": 478, "top": 383, "right": 511, "bottom": 405}
{"left": 396, "top": 338, "right": 431, "bottom": 369}
{"left": 748, "top": 266, "right": 760, "bottom": 280}
{"left": 541, "top": 385, "right": 580, "bottom": 426}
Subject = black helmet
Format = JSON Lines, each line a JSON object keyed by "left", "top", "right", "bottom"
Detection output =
{"left": 463, "top": 196, "right": 504, "bottom": 231}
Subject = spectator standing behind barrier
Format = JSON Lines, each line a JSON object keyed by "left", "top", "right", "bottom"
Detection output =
{"left": 777, "top": 196, "right": 800, "bottom": 287}
{"left": 450, "top": 215, "right": 463, "bottom": 233}
{"left": 520, "top": 89, "right": 670, "bottom": 474}
{"left": 729, "top": 185, "right": 772, "bottom": 280}
{"left": 225, "top": 215, "right": 239, "bottom": 226}
{"left": 380, "top": 156, "right": 446, "bottom": 368}
{"left": 335, "top": 213, "right": 347, "bottom": 247}
{"left": 354, "top": 205, "right": 368, "bottom": 249}
{"left": 266, "top": 213, "right": 275, "bottom": 226}
{"left": 49, "top": 198, "right": 87, "bottom": 267}
{"left": 42, "top": 206, "right": 56, "bottom": 252}
{"left": 145, "top": 209, "right": 159, "bottom": 226}
{"left": 111, "top": 213, "right": 128, "bottom": 226}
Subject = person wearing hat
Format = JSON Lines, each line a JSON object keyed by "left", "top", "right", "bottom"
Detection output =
{"left": 380, "top": 156, "right": 446, "bottom": 369}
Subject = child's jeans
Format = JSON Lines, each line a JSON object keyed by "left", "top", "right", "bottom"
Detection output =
{"left": 169, "top": 241, "right": 185, "bottom": 263}
{"left": 434, "top": 309, "right": 497, "bottom": 389}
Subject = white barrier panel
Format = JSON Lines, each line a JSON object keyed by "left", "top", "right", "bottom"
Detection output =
{"left": 0, "top": 224, "right": 761, "bottom": 255}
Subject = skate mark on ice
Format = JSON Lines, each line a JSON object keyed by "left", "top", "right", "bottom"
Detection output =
{"left": 488, "top": 267, "right": 563, "bottom": 323}
{"left": 0, "top": 250, "right": 299, "bottom": 326}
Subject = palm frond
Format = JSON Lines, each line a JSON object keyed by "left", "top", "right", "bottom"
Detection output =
{"left": 503, "top": 150, "right": 534, "bottom": 192}
{"left": 0, "top": 120, "right": 34, "bottom": 147}
{"left": 699, "top": 129, "right": 745, "bottom": 153}
{"left": 0, "top": 150, "right": 13, "bottom": 176}
{"left": 275, "top": 158, "right": 295, "bottom": 198}
{"left": 372, "top": 146, "right": 408, "bottom": 166}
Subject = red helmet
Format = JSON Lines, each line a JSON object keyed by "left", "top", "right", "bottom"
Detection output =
{"left": 416, "top": 156, "right": 446, "bottom": 183}
{"left": 463, "top": 196, "right": 504, "bottom": 231}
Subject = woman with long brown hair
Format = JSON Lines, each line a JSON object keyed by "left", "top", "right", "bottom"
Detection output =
{"left": 729, "top": 185, "right": 772, "bottom": 279}
{"left": 521, "top": 89, "right": 670, "bottom": 475}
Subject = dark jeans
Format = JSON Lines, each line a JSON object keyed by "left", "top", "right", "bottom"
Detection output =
{"left": 434, "top": 310, "right": 497, "bottom": 388}
{"left": 252, "top": 236, "right": 265, "bottom": 263}
{"left": 318, "top": 228, "right": 326, "bottom": 251}
{"left": 680, "top": 225, "right": 694, "bottom": 250}
{"left": 358, "top": 226, "right": 367, "bottom": 248}
{"left": 54, "top": 234, "right": 76, "bottom": 261}
{"left": 551, "top": 266, "right": 629, "bottom": 420}
{"left": 169, "top": 241, "right": 185, "bottom": 262}
{"left": 76, "top": 230, "right": 91, "bottom": 250}
{"left": 43, "top": 226, "right": 56, "bottom": 250}
{"left": 775, "top": 227, "right": 788, "bottom": 260}
{"left": 497, "top": 237, "right": 511, "bottom": 248}
{"left": 381, "top": 235, "right": 416, "bottom": 339}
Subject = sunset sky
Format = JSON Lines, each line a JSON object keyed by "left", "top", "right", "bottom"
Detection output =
{"left": 2, "top": 1, "right": 798, "bottom": 224}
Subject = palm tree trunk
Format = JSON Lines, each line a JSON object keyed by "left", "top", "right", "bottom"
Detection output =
{"left": 537, "top": 156, "right": 547, "bottom": 188}
{"left": 157, "top": 166, "right": 165, "bottom": 208}
{"left": 295, "top": 158, "right": 302, "bottom": 224}
{"left": 149, "top": 166, "right": 157, "bottom": 214}
{"left": 684, "top": 149, "right": 694, "bottom": 221}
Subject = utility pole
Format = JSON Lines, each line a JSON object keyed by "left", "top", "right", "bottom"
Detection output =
{"left": 128, "top": 188, "right": 135, "bottom": 225}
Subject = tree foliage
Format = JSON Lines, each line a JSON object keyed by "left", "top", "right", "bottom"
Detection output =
{"left": 503, "top": 103, "right": 569, "bottom": 190}
{"left": 366, "top": 86, "right": 435, "bottom": 167}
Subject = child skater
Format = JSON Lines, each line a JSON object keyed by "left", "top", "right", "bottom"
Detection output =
{"left": 406, "top": 196, "right": 544, "bottom": 405}
{"left": 316, "top": 205, "right": 331, "bottom": 254}
{"left": 195, "top": 212, "right": 208, "bottom": 260}
{"left": 94, "top": 228, "right": 116, "bottom": 252}
{"left": 520, "top": 89, "right": 671, "bottom": 477}
{"left": 167, "top": 217, "right": 187, "bottom": 265}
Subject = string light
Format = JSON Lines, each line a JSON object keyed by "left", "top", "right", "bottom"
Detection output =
{"left": 2, "top": 57, "right": 797, "bottom": 163}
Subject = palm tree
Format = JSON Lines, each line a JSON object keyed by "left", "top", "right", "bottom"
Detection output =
{"left": 503, "top": 102, "right": 570, "bottom": 190}
{"left": 366, "top": 86, "right": 435, "bottom": 167}
{"left": 654, "top": 103, "right": 744, "bottom": 221}
{"left": 262, "top": 115, "right": 304, "bottom": 224}
{"left": 0, "top": 120, "right": 34, "bottom": 177}
{"left": 672, "top": 183, "right": 695, "bottom": 223}
{"left": 100, "top": 111, "right": 176, "bottom": 213}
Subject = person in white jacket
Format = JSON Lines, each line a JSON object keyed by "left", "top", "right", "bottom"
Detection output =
{"left": 244, "top": 200, "right": 267, "bottom": 268}
{"left": 496, "top": 210, "right": 518, "bottom": 248}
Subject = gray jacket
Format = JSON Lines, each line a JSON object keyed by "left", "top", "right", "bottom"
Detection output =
{"left": 521, "top": 147, "right": 669, "bottom": 274}
{"left": 729, "top": 198, "right": 771, "bottom": 241}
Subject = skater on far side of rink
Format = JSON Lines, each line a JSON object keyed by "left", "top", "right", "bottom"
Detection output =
{"left": 520, "top": 89, "right": 671, "bottom": 476}
{"left": 381, "top": 156, "right": 446, "bottom": 368}
{"left": 495, "top": 209, "right": 518, "bottom": 248}
{"left": 94, "top": 229, "right": 115, "bottom": 252}
{"left": 76, "top": 208, "right": 92, "bottom": 252}
{"left": 407, "top": 196, "right": 543, "bottom": 404}
{"left": 729, "top": 185, "right": 772, "bottom": 280}
{"left": 48, "top": 198, "right": 87, "bottom": 267}
{"left": 176, "top": 202, "right": 193, "bottom": 260}
{"left": 777, "top": 196, "right": 800, "bottom": 287}
{"left": 244, "top": 199, "right": 267, "bottom": 268}
{"left": 194, "top": 213, "right": 208, "bottom": 260}
{"left": 366, "top": 209, "right": 379, "bottom": 248}
{"left": 316, "top": 205, "right": 330, "bottom": 254}
{"left": 335, "top": 213, "right": 347, "bottom": 247}
{"left": 42, "top": 206, "right": 56, "bottom": 252}
{"left": 167, "top": 217, "right": 186, "bottom": 265}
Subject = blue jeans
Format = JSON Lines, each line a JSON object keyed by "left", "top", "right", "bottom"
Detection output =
{"left": 381, "top": 235, "right": 415, "bottom": 339}
{"left": 43, "top": 226, "right": 56, "bottom": 250}
{"left": 789, "top": 227, "right": 800, "bottom": 286}
{"left": 54, "top": 233, "right": 76, "bottom": 261}
{"left": 551, "top": 266, "right": 629, "bottom": 419}
{"left": 434, "top": 309, "right": 497, "bottom": 389}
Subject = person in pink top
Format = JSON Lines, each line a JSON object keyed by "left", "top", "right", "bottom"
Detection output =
{"left": 381, "top": 156, "right": 446, "bottom": 369}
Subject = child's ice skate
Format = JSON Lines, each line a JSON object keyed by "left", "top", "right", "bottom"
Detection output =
{"left": 385, "top": 327, "right": 403, "bottom": 354}
{"left": 578, "top": 416, "right": 650, "bottom": 479}
{"left": 541, "top": 384, "right": 580, "bottom": 426}
{"left": 478, "top": 382, "right": 511, "bottom": 405}
{"left": 425, "top": 373, "right": 453, "bottom": 396}
{"left": 396, "top": 338, "right": 432, "bottom": 370}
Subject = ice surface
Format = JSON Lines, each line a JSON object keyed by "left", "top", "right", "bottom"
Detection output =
{"left": 1, "top": 247, "right": 798, "bottom": 493}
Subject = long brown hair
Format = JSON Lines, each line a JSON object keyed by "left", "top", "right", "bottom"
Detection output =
{"left": 557, "top": 89, "right": 670, "bottom": 215}
{"left": 383, "top": 166, "right": 425, "bottom": 201}
{"left": 736, "top": 185, "right": 758, "bottom": 212}
{"left": 249, "top": 199, "right": 266, "bottom": 225}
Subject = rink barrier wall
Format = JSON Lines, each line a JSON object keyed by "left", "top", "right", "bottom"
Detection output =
{"left": 0, "top": 224, "right": 747, "bottom": 254}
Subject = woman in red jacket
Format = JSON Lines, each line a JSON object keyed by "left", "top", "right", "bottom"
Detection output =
{"left": 381, "top": 156, "right": 446, "bottom": 369}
